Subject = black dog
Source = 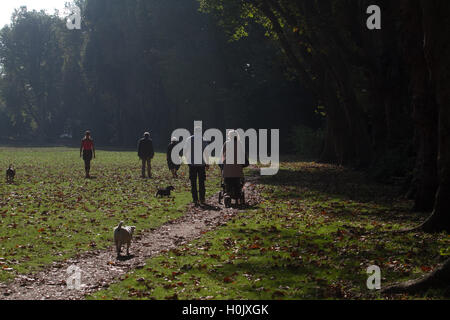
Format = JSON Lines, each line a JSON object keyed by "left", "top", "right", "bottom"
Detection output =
{"left": 6, "top": 165, "right": 15, "bottom": 183}
{"left": 155, "top": 186, "right": 175, "bottom": 197}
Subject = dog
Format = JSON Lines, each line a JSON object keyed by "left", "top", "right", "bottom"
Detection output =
{"left": 155, "top": 186, "right": 175, "bottom": 197}
{"left": 6, "top": 165, "right": 15, "bottom": 183}
{"left": 113, "top": 221, "right": 136, "bottom": 257}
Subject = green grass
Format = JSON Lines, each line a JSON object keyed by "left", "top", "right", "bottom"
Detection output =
{"left": 89, "top": 160, "right": 450, "bottom": 300}
{"left": 0, "top": 147, "right": 220, "bottom": 282}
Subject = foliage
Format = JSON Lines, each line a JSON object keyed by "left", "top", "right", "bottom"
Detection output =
{"left": 0, "top": 9, "right": 66, "bottom": 141}
{"left": 369, "top": 147, "right": 416, "bottom": 182}
{"left": 290, "top": 125, "right": 324, "bottom": 158}
{"left": 0, "top": 0, "right": 316, "bottom": 149}
{"left": 199, "top": 0, "right": 413, "bottom": 167}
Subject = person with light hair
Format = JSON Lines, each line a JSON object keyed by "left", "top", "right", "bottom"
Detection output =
{"left": 167, "top": 137, "right": 181, "bottom": 178}
{"left": 220, "top": 130, "right": 248, "bottom": 205}
{"left": 221, "top": 130, "right": 246, "bottom": 177}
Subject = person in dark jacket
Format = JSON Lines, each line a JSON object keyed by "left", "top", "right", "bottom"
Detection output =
{"left": 167, "top": 137, "right": 181, "bottom": 178}
{"left": 183, "top": 127, "right": 210, "bottom": 206}
{"left": 138, "top": 132, "right": 155, "bottom": 178}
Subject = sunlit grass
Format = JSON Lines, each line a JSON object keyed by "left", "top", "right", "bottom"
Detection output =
{"left": 0, "top": 147, "right": 220, "bottom": 282}
{"left": 90, "top": 161, "right": 449, "bottom": 300}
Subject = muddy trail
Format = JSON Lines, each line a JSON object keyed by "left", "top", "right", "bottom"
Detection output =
{"left": 0, "top": 180, "right": 261, "bottom": 300}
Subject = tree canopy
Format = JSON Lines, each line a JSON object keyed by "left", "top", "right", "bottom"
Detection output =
{"left": 0, "top": 0, "right": 317, "bottom": 149}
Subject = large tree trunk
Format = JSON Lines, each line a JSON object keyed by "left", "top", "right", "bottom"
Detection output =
{"left": 316, "top": 31, "right": 372, "bottom": 167}
{"left": 418, "top": 0, "right": 450, "bottom": 233}
{"left": 367, "top": 83, "right": 388, "bottom": 162}
{"left": 401, "top": 0, "right": 439, "bottom": 212}
{"left": 320, "top": 117, "right": 338, "bottom": 164}
{"left": 321, "top": 87, "right": 357, "bottom": 166}
{"left": 335, "top": 73, "right": 372, "bottom": 168}
{"left": 411, "top": 93, "right": 438, "bottom": 212}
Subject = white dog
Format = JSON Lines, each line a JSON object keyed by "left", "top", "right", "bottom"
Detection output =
{"left": 114, "top": 221, "right": 136, "bottom": 257}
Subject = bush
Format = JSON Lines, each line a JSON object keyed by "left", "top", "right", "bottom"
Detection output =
{"left": 369, "top": 147, "right": 415, "bottom": 182}
{"left": 290, "top": 125, "right": 324, "bottom": 158}
{"left": 0, "top": 108, "right": 13, "bottom": 139}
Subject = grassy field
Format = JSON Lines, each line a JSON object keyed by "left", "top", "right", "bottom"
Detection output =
{"left": 1, "top": 149, "right": 449, "bottom": 299}
{"left": 89, "top": 160, "right": 450, "bottom": 300}
{"left": 0, "top": 147, "right": 220, "bottom": 282}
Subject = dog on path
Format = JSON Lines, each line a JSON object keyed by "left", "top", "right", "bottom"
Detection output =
{"left": 155, "top": 186, "right": 175, "bottom": 198}
{"left": 6, "top": 165, "right": 15, "bottom": 183}
{"left": 113, "top": 221, "right": 136, "bottom": 257}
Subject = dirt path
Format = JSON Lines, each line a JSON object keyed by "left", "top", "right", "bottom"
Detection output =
{"left": 0, "top": 180, "right": 261, "bottom": 300}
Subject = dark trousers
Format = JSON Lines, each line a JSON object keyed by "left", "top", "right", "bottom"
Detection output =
{"left": 83, "top": 150, "right": 93, "bottom": 172}
{"left": 141, "top": 158, "right": 152, "bottom": 177}
{"left": 225, "top": 178, "right": 241, "bottom": 197}
{"left": 189, "top": 165, "right": 206, "bottom": 202}
{"left": 84, "top": 159, "right": 91, "bottom": 171}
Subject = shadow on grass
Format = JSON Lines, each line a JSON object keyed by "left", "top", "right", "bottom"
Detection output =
{"left": 256, "top": 163, "right": 428, "bottom": 226}
{"left": 195, "top": 245, "right": 368, "bottom": 299}
{"left": 233, "top": 203, "right": 260, "bottom": 210}
{"left": 193, "top": 224, "right": 438, "bottom": 298}
{"left": 199, "top": 204, "right": 221, "bottom": 211}
{"left": 117, "top": 254, "right": 136, "bottom": 261}
{"left": 260, "top": 165, "right": 404, "bottom": 204}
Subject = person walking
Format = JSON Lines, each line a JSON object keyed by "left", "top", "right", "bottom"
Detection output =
{"left": 183, "top": 127, "right": 210, "bottom": 206}
{"left": 80, "top": 130, "right": 95, "bottom": 178}
{"left": 138, "top": 132, "right": 155, "bottom": 178}
{"left": 220, "top": 130, "right": 248, "bottom": 204}
{"left": 167, "top": 137, "right": 181, "bottom": 178}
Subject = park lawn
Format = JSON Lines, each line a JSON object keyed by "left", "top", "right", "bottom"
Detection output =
{"left": 89, "top": 160, "right": 450, "bottom": 300}
{"left": 0, "top": 147, "right": 220, "bottom": 282}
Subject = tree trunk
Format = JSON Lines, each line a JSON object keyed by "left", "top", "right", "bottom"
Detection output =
{"left": 400, "top": 0, "right": 439, "bottom": 212}
{"left": 320, "top": 117, "right": 338, "bottom": 163}
{"left": 418, "top": 0, "right": 450, "bottom": 232}
{"left": 411, "top": 93, "right": 438, "bottom": 212}
{"left": 321, "top": 88, "right": 355, "bottom": 166}
{"left": 368, "top": 85, "right": 388, "bottom": 162}
{"left": 330, "top": 60, "right": 372, "bottom": 167}
{"left": 383, "top": 259, "right": 450, "bottom": 294}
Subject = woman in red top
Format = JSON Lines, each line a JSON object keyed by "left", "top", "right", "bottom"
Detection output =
{"left": 80, "top": 130, "right": 96, "bottom": 178}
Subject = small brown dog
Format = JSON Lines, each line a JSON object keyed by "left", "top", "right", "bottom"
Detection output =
{"left": 113, "top": 221, "right": 136, "bottom": 257}
{"left": 6, "top": 165, "right": 15, "bottom": 183}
